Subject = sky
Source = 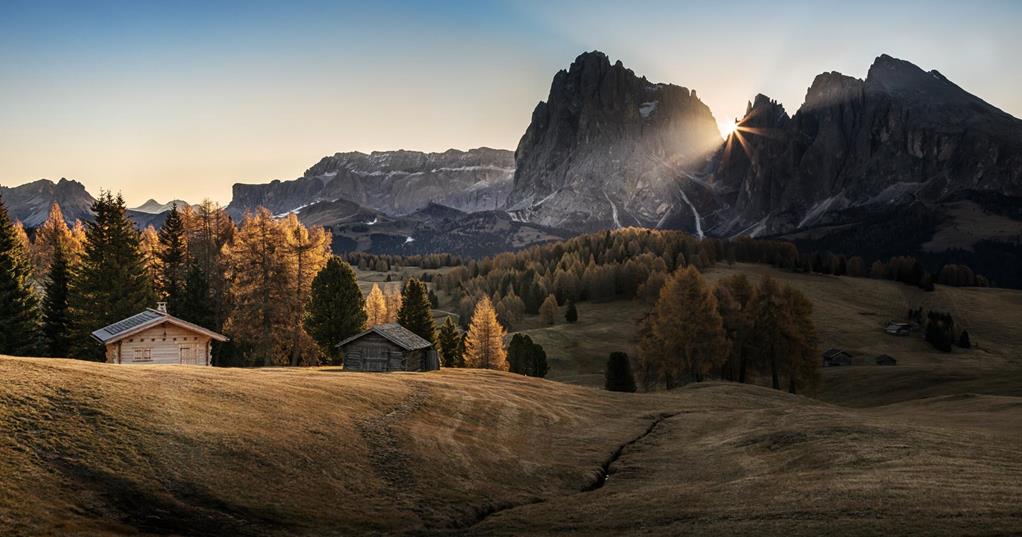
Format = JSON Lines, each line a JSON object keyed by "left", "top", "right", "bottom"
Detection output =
{"left": 2, "top": 0, "right": 1020, "bottom": 205}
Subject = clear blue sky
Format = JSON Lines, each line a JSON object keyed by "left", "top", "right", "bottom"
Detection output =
{"left": 2, "top": 0, "right": 1020, "bottom": 204}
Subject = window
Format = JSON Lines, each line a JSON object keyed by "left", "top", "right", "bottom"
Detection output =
{"left": 132, "top": 348, "right": 152, "bottom": 362}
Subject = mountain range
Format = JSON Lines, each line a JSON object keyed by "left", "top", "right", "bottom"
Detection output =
{"left": 3, "top": 51, "right": 1020, "bottom": 281}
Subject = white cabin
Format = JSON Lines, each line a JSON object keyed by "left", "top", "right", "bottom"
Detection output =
{"left": 91, "top": 303, "right": 228, "bottom": 365}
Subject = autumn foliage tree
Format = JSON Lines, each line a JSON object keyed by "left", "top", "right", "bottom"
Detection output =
{"left": 223, "top": 209, "right": 331, "bottom": 366}
{"left": 637, "top": 266, "right": 728, "bottom": 387}
{"left": 746, "top": 277, "right": 820, "bottom": 393}
{"left": 30, "top": 203, "right": 83, "bottom": 281}
{"left": 364, "top": 284, "right": 387, "bottom": 326}
{"left": 538, "top": 294, "right": 558, "bottom": 325}
{"left": 463, "top": 296, "right": 508, "bottom": 370}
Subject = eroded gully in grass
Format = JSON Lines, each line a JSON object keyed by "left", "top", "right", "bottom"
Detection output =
{"left": 449, "top": 411, "right": 680, "bottom": 531}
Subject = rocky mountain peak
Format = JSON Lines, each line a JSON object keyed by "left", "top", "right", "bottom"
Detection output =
{"left": 508, "top": 51, "right": 721, "bottom": 231}
{"left": 802, "top": 71, "right": 864, "bottom": 111}
{"left": 0, "top": 177, "right": 95, "bottom": 226}
{"left": 742, "top": 94, "right": 790, "bottom": 129}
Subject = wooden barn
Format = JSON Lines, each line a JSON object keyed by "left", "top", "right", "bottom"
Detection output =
{"left": 91, "top": 303, "right": 228, "bottom": 365}
{"left": 338, "top": 323, "right": 439, "bottom": 372}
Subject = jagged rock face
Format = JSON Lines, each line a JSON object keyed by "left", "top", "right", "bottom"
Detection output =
{"left": 713, "top": 55, "right": 1022, "bottom": 237}
{"left": 228, "top": 148, "right": 514, "bottom": 218}
{"left": 508, "top": 51, "right": 722, "bottom": 231}
{"left": 0, "top": 178, "right": 96, "bottom": 227}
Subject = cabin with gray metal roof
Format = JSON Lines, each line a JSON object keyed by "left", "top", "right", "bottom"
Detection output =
{"left": 91, "top": 302, "right": 228, "bottom": 365}
{"left": 337, "top": 323, "right": 439, "bottom": 372}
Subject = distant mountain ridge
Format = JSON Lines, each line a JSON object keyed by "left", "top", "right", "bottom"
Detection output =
{"left": 708, "top": 54, "right": 1022, "bottom": 238}
{"left": 131, "top": 199, "right": 192, "bottom": 214}
{"left": 0, "top": 178, "right": 95, "bottom": 226}
{"left": 5, "top": 51, "right": 1021, "bottom": 266}
{"left": 227, "top": 147, "right": 514, "bottom": 219}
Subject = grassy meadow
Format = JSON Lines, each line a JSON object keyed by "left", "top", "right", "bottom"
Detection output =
{"left": 2, "top": 261, "right": 1021, "bottom": 535}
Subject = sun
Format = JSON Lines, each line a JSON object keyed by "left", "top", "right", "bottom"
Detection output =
{"left": 718, "top": 120, "right": 738, "bottom": 138}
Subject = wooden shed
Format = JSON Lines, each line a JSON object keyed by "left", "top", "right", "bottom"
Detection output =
{"left": 91, "top": 303, "right": 228, "bottom": 365}
{"left": 822, "top": 348, "right": 854, "bottom": 367}
{"left": 338, "top": 323, "right": 439, "bottom": 372}
{"left": 875, "top": 354, "right": 897, "bottom": 366}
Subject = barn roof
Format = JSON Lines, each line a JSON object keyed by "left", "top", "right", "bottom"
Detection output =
{"left": 337, "top": 323, "right": 433, "bottom": 351}
{"left": 91, "top": 308, "right": 228, "bottom": 345}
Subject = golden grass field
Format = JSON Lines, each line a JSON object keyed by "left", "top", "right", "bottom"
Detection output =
{"left": 2, "top": 358, "right": 1020, "bottom": 536}
{"left": 2, "top": 262, "right": 1021, "bottom": 535}
{"left": 514, "top": 263, "right": 1022, "bottom": 406}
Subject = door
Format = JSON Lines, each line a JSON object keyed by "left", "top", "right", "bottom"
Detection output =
{"left": 179, "top": 345, "right": 197, "bottom": 365}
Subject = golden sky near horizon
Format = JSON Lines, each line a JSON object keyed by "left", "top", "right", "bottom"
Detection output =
{"left": 2, "top": 1, "right": 1019, "bottom": 206}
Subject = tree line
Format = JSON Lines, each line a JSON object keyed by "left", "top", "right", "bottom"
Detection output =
{"left": 0, "top": 193, "right": 548, "bottom": 376}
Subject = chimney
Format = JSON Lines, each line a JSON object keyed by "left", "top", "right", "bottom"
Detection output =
{"left": 156, "top": 302, "right": 168, "bottom": 314}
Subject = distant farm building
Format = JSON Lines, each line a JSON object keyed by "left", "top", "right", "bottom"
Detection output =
{"left": 91, "top": 303, "right": 228, "bottom": 365}
{"left": 885, "top": 321, "right": 912, "bottom": 336}
{"left": 875, "top": 354, "right": 897, "bottom": 366}
{"left": 822, "top": 348, "right": 854, "bottom": 367}
{"left": 338, "top": 323, "right": 439, "bottom": 372}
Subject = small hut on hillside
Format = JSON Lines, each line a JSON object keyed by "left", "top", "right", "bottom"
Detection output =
{"left": 875, "top": 354, "right": 897, "bottom": 366}
{"left": 91, "top": 303, "right": 228, "bottom": 365}
{"left": 822, "top": 348, "right": 854, "bottom": 367}
{"left": 338, "top": 323, "right": 439, "bottom": 372}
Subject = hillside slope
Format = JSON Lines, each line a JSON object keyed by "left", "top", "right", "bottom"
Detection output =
{"left": 2, "top": 358, "right": 1020, "bottom": 536}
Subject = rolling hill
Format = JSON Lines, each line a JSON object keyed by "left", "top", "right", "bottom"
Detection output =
{"left": 2, "top": 357, "right": 1020, "bottom": 536}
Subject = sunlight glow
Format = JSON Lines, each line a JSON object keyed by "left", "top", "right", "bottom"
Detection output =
{"left": 718, "top": 120, "right": 738, "bottom": 138}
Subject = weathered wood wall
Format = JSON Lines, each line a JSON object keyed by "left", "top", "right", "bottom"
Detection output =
{"left": 342, "top": 333, "right": 438, "bottom": 372}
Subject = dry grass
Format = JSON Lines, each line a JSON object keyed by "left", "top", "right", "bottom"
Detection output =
{"left": 470, "top": 383, "right": 1022, "bottom": 537}
{"left": 2, "top": 358, "right": 1020, "bottom": 536}
{"left": 0, "top": 357, "right": 666, "bottom": 536}
{"left": 510, "top": 263, "right": 1022, "bottom": 406}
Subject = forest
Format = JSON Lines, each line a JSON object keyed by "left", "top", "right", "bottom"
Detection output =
{"left": 0, "top": 193, "right": 992, "bottom": 394}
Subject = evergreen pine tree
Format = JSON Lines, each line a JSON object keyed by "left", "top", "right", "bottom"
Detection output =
{"left": 397, "top": 277, "right": 436, "bottom": 345}
{"left": 305, "top": 257, "right": 367, "bottom": 364}
{"left": 70, "top": 192, "right": 155, "bottom": 360}
{"left": 959, "top": 329, "right": 972, "bottom": 349}
{"left": 158, "top": 204, "right": 188, "bottom": 312}
{"left": 177, "top": 261, "right": 215, "bottom": 329}
{"left": 507, "top": 333, "right": 548, "bottom": 377}
{"left": 463, "top": 296, "right": 508, "bottom": 370}
{"left": 437, "top": 316, "right": 464, "bottom": 367}
{"left": 0, "top": 195, "right": 42, "bottom": 355}
{"left": 565, "top": 300, "right": 578, "bottom": 323}
{"left": 42, "top": 243, "right": 73, "bottom": 357}
{"left": 605, "top": 352, "right": 637, "bottom": 392}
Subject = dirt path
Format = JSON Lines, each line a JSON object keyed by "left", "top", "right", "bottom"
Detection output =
{"left": 356, "top": 383, "right": 432, "bottom": 517}
{"left": 357, "top": 382, "right": 430, "bottom": 489}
